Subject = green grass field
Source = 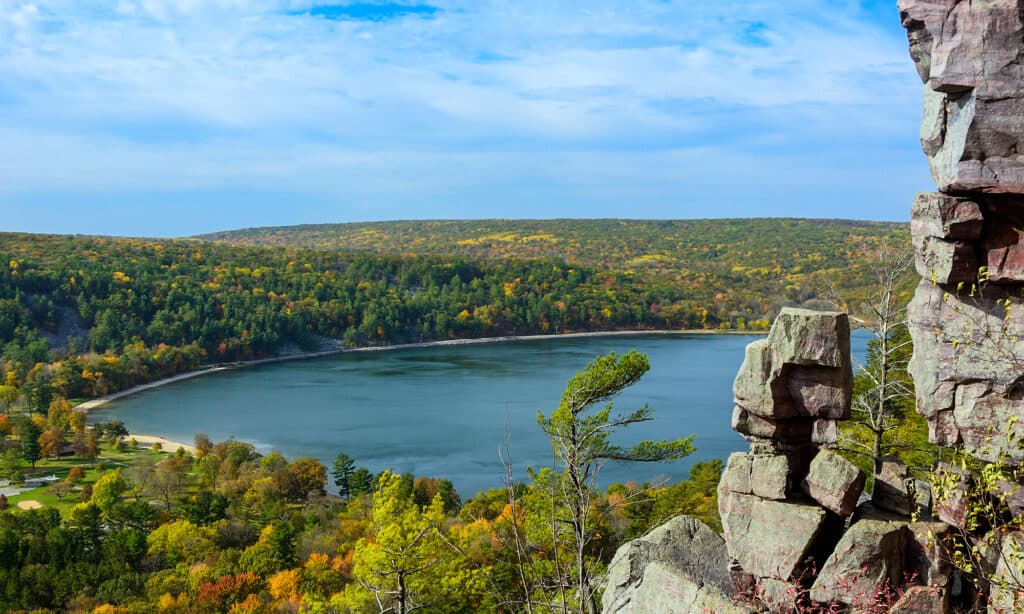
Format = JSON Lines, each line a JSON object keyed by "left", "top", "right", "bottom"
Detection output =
{"left": 6, "top": 444, "right": 171, "bottom": 516}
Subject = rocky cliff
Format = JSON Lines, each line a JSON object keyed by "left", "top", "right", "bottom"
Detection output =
{"left": 901, "top": 0, "right": 1024, "bottom": 465}
{"left": 602, "top": 3, "right": 1024, "bottom": 611}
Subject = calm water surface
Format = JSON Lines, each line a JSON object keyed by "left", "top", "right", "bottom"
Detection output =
{"left": 93, "top": 332, "right": 870, "bottom": 496}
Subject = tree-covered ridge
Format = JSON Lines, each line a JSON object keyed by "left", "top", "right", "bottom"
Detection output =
{"left": 1, "top": 219, "right": 908, "bottom": 404}
{"left": 202, "top": 218, "right": 910, "bottom": 327}
{"left": 0, "top": 233, "right": 657, "bottom": 398}
{"left": 201, "top": 218, "right": 908, "bottom": 289}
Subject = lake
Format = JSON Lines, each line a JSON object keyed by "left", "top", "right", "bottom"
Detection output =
{"left": 92, "top": 331, "right": 871, "bottom": 497}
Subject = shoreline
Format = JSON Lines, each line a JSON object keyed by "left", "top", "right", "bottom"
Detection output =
{"left": 74, "top": 328, "right": 765, "bottom": 413}
{"left": 129, "top": 434, "right": 198, "bottom": 455}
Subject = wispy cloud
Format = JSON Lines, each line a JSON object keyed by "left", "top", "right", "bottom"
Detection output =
{"left": 0, "top": 0, "right": 930, "bottom": 236}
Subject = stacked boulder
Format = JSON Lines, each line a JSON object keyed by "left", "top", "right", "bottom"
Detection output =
{"left": 719, "top": 309, "right": 955, "bottom": 612}
{"left": 719, "top": 309, "right": 862, "bottom": 609}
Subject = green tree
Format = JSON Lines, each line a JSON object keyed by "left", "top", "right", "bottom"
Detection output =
{"left": 282, "top": 456, "right": 327, "bottom": 502}
{"left": 348, "top": 466, "right": 376, "bottom": 497}
{"left": 92, "top": 469, "right": 130, "bottom": 513}
{"left": 16, "top": 417, "right": 41, "bottom": 469}
{"left": 347, "top": 470, "right": 480, "bottom": 613}
{"left": 332, "top": 450, "right": 356, "bottom": 498}
{"left": 536, "top": 351, "right": 695, "bottom": 614}
{"left": 826, "top": 247, "right": 935, "bottom": 479}
{"left": 147, "top": 519, "right": 217, "bottom": 566}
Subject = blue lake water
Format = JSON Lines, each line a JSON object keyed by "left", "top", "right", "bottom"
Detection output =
{"left": 93, "top": 331, "right": 871, "bottom": 497}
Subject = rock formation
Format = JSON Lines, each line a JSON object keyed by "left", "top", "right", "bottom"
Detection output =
{"left": 603, "top": 6, "right": 1024, "bottom": 611}
{"left": 716, "top": 310, "right": 955, "bottom": 612}
{"left": 895, "top": 4, "right": 1024, "bottom": 612}
{"left": 900, "top": 0, "right": 1024, "bottom": 464}
{"left": 900, "top": 0, "right": 1024, "bottom": 195}
{"left": 601, "top": 515, "right": 749, "bottom": 614}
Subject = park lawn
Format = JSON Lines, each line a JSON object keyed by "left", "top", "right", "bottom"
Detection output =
{"left": 8, "top": 444, "right": 172, "bottom": 516}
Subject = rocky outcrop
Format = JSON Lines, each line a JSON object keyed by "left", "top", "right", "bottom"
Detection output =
{"left": 900, "top": 0, "right": 1024, "bottom": 464}
{"left": 719, "top": 310, "right": 958, "bottom": 612}
{"left": 601, "top": 515, "right": 749, "bottom": 614}
{"left": 718, "top": 310, "right": 859, "bottom": 605}
{"left": 802, "top": 448, "right": 865, "bottom": 517}
{"left": 906, "top": 211, "right": 1024, "bottom": 461}
{"left": 809, "top": 520, "right": 905, "bottom": 607}
{"left": 899, "top": 0, "right": 1024, "bottom": 466}
{"left": 892, "top": 5, "right": 1024, "bottom": 612}
{"left": 899, "top": 0, "right": 1024, "bottom": 194}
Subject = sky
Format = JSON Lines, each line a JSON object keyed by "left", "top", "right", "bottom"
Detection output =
{"left": 0, "top": 0, "right": 932, "bottom": 237}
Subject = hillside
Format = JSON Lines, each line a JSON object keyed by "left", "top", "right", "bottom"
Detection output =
{"left": 0, "top": 219, "right": 910, "bottom": 405}
{"left": 200, "top": 218, "right": 907, "bottom": 274}
{"left": 202, "top": 218, "right": 912, "bottom": 320}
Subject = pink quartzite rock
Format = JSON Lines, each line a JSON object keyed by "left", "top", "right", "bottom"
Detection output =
{"left": 731, "top": 407, "right": 812, "bottom": 444}
{"left": 733, "top": 309, "right": 852, "bottom": 426}
{"left": 984, "top": 220, "right": 1024, "bottom": 283}
{"left": 601, "top": 516, "right": 748, "bottom": 614}
{"left": 905, "top": 521, "right": 954, "bottom": 588}
{"left": 719, "top": 492, "right": 828, "bottom": 580}
{"left": 912, "top": 234, "right": 976, "bottom": 284}
{"left": 933, "top": 463, "right": 972, "bottom": 530}
{"left": 911, "top": 192, "right": 983, "bottom": 240}
{"left": 873, "top": 459, "right": 915, "bottom": 517}
{"left": 899, "top": 0, "right": 1024, "bottom": 194}
{"left": 734, "top": 339, "right": 795, "bottom": 420}
{"left": 801, "top": 449, "right": 865, "bottom": 517}
{"left": 768, "top": 309, "right": 850, "bottom": 368}
{"left": 907, "top": 280, "right": 1024, "bottom": 462}
{"left": 888, "top": 586, "right": 948, "bottom": 614}
{"left": 719, "top": 452, "right": 791, "bottom": 501}
{"left": 809, "top": 520, "right": 905, "bottom": 607}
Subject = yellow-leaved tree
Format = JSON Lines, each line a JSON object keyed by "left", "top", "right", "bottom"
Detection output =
{"left": 345, "top": 470, "right": 486, "bottom": 613}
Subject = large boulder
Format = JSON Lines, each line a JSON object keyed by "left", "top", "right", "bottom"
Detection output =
{"left": 990, "top": 531, "right": 1024, "bottom": 614}
{"left": 801, "top": 448, "right": 865, "bottom": 517}
{"left": 899, "top": 0, "right": 1024, "bottom": 194}
{"left": 809, "top": 520, "right": 906, "bottom": 607}
{"left": 719, "top": 492, "right": 828, "bottom": 580}
{"left": 733, "top": 308, "right": 852, "bottom": 430}
{"left": 601, "top": 515, "right": 748, "bottom": 614}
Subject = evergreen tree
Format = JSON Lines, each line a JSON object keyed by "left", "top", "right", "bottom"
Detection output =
{"left": 537, "top": 350, "right": 695, "bottom": 614}
{"left": 331, "top": 451, "right": 355, "bottom": 498}
{"left": 16, "top": 417, "right": 41, "bottom": 469}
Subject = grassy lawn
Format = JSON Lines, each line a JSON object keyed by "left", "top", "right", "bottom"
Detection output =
{"left": 7, "top": 444, "right": 172, "bottom": 516}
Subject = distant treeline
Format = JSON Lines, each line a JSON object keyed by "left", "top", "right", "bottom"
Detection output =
{"left": 1, "top": 218, "right": 909, "bottom": 403}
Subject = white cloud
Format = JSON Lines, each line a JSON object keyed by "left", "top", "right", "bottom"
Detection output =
{"left": 0, "top": 0, "right": 929, "bottom": 231}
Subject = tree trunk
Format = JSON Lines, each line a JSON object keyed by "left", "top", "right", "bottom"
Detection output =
{"left": 398, "top": 571, "right": 407, "bottom": 614}
{"left": 872, "top": 427, "right": 883, "bottom": 477}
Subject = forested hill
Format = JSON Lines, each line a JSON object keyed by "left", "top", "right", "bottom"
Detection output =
{"left": 202, "top": 218, "right": 911, "bottom": 317}
{"left": 200, "top": 218, "right": 908, "bottom": 278}
{"left": 1, "top": 219, "right": 908, "bottom": 404}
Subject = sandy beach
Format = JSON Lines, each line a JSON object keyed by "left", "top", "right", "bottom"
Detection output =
{"left": 129, "top": 435, "right": 198, "bottom": 455}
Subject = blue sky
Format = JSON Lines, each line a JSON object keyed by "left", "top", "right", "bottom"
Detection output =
{"left": 0, "top": 0, "right": 931, "bottom": 237}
